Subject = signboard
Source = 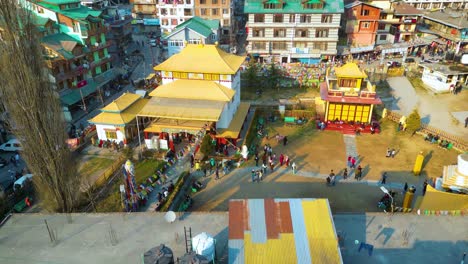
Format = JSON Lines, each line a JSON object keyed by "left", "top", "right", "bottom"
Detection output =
{"left": 350, "top": 45, "right": 374, "bottom": 53}
{"left": 143, "top": 18, "right": 160, "bottom": 26}
{"left": 159, "top": 139, "right": 168, "bottom": 150}
{"left": 291, "top": 48, "right": 309, "bottom": 54}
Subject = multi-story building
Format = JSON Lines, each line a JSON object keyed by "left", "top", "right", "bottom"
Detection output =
{"left": 371, "top": 1, "right": 422, "bottom": 45}
{"left": 80, "top": 0, "right": 107, "bottom": 10}
{"left": 403, "top": 0, "right": 467, "bottom": 10}
{"left": 105, "top": 7, "right": 134, "bottom": 63}
{"left": 132, "top": 0, "right": 158, "bottom": 19}
{"left": 194, "top": 0, "right": 232, "bottom": 45}
{"left": 420, "top": 9, "right": 468, "bottom": 53}
{"left": 343, "top": 1, "right": 381, "bottom": 52}
{"left": 164, "top": 16, "right": 220, "bottom": 56}
{"left": 23, "top": 0, "right": 114, "bottom": 122}
{"left": 157, "top": 0, "right": 194, "bottom": 34}
{"left": 244, "top": 0, "right": 344, "bottom": 64}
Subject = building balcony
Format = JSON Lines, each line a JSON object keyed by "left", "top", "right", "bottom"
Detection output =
{"left": 89, "top": 41, "right": 112, "bottom": 52}
{"left": 54, "top": 65, "right": 91, "bottom": 82}
{"left": 90, "top": 56, "right": 113, "bottom": 70}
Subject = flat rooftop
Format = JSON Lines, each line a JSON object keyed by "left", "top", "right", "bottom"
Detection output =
{"left": 0, "top": 213, "right": 466, "bottom": 263}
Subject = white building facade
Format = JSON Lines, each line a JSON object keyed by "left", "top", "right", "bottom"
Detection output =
{"left": 157, "top": 0, "right": 195, "bottom": 34}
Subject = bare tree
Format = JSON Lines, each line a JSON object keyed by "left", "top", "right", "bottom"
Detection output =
{"left": 0, "top": 0, "right": 80, "bottom": 212}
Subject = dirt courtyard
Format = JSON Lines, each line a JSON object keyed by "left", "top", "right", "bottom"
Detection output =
{"left": 191, "top": 119, "right": 460, "bottom": 213}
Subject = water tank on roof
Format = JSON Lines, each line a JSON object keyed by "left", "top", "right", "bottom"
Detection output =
{"left": 143, "top": 244, "right": 174, "bottom": 264}
{"left": 177, "top": 252, "right": 210, "bottom": 264}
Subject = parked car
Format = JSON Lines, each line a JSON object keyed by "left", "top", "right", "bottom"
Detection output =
{"left": 13, "top": 174, "right": 33, "bottom": 192}
{"left": 387, "top": 61, "right": 401, "bottom": 67}
{"left": 423, "top": 58, "right": 440, "bottom": 63}
{"left": 405, "top": 57, "right": 415, "bottom": 64}
{"left": 0, "top": 139, "right": 22, "bottom": 152}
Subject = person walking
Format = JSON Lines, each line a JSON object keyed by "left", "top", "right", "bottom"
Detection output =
{"left": 381, "top": 172, "right": 387, "bottom": 184}
{"left": 279, "top": 154, "right": 284, "bottom": 166}
{"left": 285, "top": 155, "right": 290, "bottom": 167}
{"left": 329, "top": 170, "right": 336, "bottom": 186}
{"left": 291, "top": 162, "right": 297, "bottom": 174}
{"left": 255, "top": 154, "right": 259, "bottom": 167}
{"left": 215, "top": 167, "right": 220, "bottom": 180}
{"left": 283, "top": 136, "right": 288, "bottom": 146}
{"left": 351, "top": 157, "right": 357, "bottom": 168}
{"left": 423, "top": 179, "right": 428, "bottom": 195}
{"left": 355, "top": 165, "right": 362, "bottom": 180}
{"left": 251, "top": 169, "right": 256, "bottom": 182}
{"left": 343, "top": 168, "right": 348, "bottom": 179}
{"left": 403, "top": 182, "right": 408, "bottom": 193}
{"left": 465, "top": 117, "right": 468, "bottom": 128}
{"left": 258, "top": 170, "right": 263, "bottom": 182}
{"left": 262, "top": 162, "right": 268, "bottom": 174}
{"left": 203, "top": 166, "right": 207, "bottom": 177}
{"left": 347, "top": 155, "right": 352, "bottom": 167}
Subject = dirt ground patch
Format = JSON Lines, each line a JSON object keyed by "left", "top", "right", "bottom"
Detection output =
{"left": 355, "top": 120, "right": 459, "bottom": 185}
{"left": 79, "top": 156, "right": 115, "bottom": 180}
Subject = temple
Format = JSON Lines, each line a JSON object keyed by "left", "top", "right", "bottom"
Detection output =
{"left": 321, "top": 62, "right": 382, "bottom": 123}
{"left": 137, "top": 43, "right": 249, "bottom": 152}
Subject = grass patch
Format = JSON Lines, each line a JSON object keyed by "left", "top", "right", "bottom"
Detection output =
{"left": 94, "top": 159, "right": 165, "bottom": 212}
{"left": 79, "top": 157, "right": 114, "bottom": 177}
{"left": 407, "top": 77, "right": 427, "bottom": 92}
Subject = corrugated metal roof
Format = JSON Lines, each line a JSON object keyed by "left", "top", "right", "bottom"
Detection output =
{"left": 228, "top": 199, "right": 342, "bottom": 264}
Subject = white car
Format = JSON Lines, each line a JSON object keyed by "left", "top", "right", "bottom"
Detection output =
{"left": 0, "top": 139, "right": 22, "bottom": 152}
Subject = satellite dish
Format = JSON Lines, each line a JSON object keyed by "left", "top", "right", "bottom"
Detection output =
{"left": 165, "top": 211, "right": 176, "bottom": 223}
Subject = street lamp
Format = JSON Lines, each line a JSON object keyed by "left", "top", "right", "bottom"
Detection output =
{"left": 380, "top": 186, "right": 394, "bottom": 213}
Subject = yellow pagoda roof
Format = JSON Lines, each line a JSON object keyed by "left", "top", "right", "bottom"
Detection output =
{"left": 137, "top": 97, "right": 225, "bottom": 121}
{"left": 149, "top": 80, "right": 235, "bottom": 102}
{"left": 89, "top": 98, "right": 149, "bottom": 126}
{"left": 216, "top": 102, "right": 250, "bottom": 138}
{"left": 101, "top": 93, "right": 142, "bottom": 113}
{"left": 334, "top": 63, "right": 367, "bottom": 78}
{"left": 154, "top": 44, "right": 246, "bottom": 74}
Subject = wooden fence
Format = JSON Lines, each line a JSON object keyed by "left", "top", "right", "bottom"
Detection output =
{"left": 283, "top": 110, "right": 316, "bottom": 119}
{"left": 386, "top": 110, "right": 468, "bottom": 152}
{"left": 93, "top": 155, "right": 126, "bottom": 188}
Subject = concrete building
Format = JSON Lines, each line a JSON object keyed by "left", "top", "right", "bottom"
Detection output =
{"left": 105, "top": 6, "right": 134, "bottom": 64}
{"left": 371, "top": 1, "right": 422, "bottom": 45}
{"left": 80, "top": 0, "right": 107, "bottom": 10}
{"left": 164, "top": 16, "right": 220, "bottom": 57}
{"left": 343, "top": 1, "right": 381, "bottom": 53}
{"left": 419, "top": 62, "right": 468, "bottom": 92}
{"left": 23, "top": 0, "right": 114, "bottom": 122}
{"left": 244, "top": 0, "right": 344, "bottom": 64}
{"left": 194, "top": 0, "right": 233, "bottom": 45}
{"left": 403, "top": 0, "right": 468, "bottom": 10}
{"left": 131, "top": 0, "right": 158, "bottom": 19}
{"left": 156, "top": 0, "right": 195, "bottom": 34}
{"left": 137, "top": 44, "right": 250, "bottom": 151}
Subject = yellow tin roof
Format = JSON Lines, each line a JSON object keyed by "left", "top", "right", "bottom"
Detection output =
{"left": 149, "top": 80, "right": 235, "bottom": 102}
{"left": 137, "top": 97, "right": 225, "bottom": 121}
{"left": 154, "top": 44, "right": 246, "bottom": 74}
{"left": 101, "top": 93, "right": 142, "bottom": 113}
{"left": 333, "top": 63, "right": 368, "bottom": 78}
{"left": 144, "top": 119, "right": 208, "bottom": 133}
{"left": 89, "top": 98, "right": 149, "bottom": 125}
{"left": 216, "top": 102, "right": 250, "bottom": 138}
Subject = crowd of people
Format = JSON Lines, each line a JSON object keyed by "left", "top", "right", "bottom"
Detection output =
{"left": 424, "top": 133, "right": 453, "bottom": 150}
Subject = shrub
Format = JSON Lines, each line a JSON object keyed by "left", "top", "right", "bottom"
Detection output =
{"left": 200, "top": 134, "right": 215, "bottom": 156}
{"left": 122, "top": 146, "right": 134, "bottom": 161}
{"left": 406, "top": 109, "right": 421, "bottom": 133}
{"left": 142, "top": 149, "right": 154, "bottom": 159}
{"left": 160, "top": 171, "right": 190, "bottom": 212}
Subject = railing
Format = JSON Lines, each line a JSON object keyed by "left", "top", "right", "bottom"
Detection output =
{"left": 94, "top": 155, "right": 126, "bottom": 188}
{"left": 386, "top": 110, "right": 468, "bottom": 152}
{"left": 89, "top": 41, "right": 112, "bottom": 52}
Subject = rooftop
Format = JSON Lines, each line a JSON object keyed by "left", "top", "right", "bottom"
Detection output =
{"left": 89, "top": 98, "right": 149, "bottom": 126}
{"left": 172, "top": 16, "right": 219, "bottom": 38}
{"left": 41, "top": 33, "right": 81, "bottom": 59}
{"left": 148, "top": 80, "right": 235, "bottom": 102}
{"left": 423, "top": 9, "right": 468, "bottom": 29}
{"left": 419, "top": 63, "right": 468, "bottom": 75}
{"left": 32, "top": 0, "right": 102, "bottom": 22}
{"left": 332, "top": 62, "right": 368, "bottom": 78}
{"left": 392, "top": 2, "right": 422, "bottom": 16}
{"left": 101, "top": 92, "right": 142, "bottom": 113}
{"left": 154, "top": 44, "right": 246, "bottom": 74}
{"left": 344, "top": 1, "right": 380, "bottom": 10}
{"left": 244, "top": 0, "right": 344, "bottom": 14}
{"left": 229, "top": 198, "right": 342, "bottom": 264}
{"left": 0, "top": 212, "right": 467, "bottom": 263}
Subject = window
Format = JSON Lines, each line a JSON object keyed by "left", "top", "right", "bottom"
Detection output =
{"left": 304, "top": 3, "right": 323, "bottom": 9}
{"left": 315, "top": 29, "right": 328, "bottom": 38}
{"left": 68, "top": 3, "right": 79, "bottom": 8}
{"left": 188, "top": 39, "right": 201, "bottom": 44}
{"left": 264, "top": 3, "right": 282, "bottom": 9}
{"left": 180, "top": 72, "right": 188, "bottom": 79}
{"left": 212, "top": 0, "right": 218, "bottom": 4}
{"left": 295, "top": 29, "right": 308, "bottom": 37}
{"left": 105, "top": 130, "right": 117, "bottom": 140}
{"left": 211, "top": 34, "right": 217, "bottom": 41}
{"left": 313, "top": 42, "right": 328, "bottom": 50}
{"left": 73, "top": 23, "right": 80, "bottom": 33}
{"left": 379, "top": 35, "right": 387, "bottom": 41}
{"left": 378, "top": 23, "right": 385, "bottom": 30}
{"left": 289, "top": 14, "right": 295, "bottom": 23}
{"left": 173, "top": 72, "right": 181, "bottom": 78}
{"left": 204, "top": 74, "right": 220, "bottom": 80}
{"left": 403, "top": 24, "right": 411, "bottom": 31}
{"left": 223, "top": 29, "right": 229, "bottom": 35}
{"left": 223, "top": 19, "right": 229, "bottom": 26}
{"left": 272, "top": 42, "right": 287, "bottom": 50}
{"left": 254, "top": 14, "right": 264, "bottom": 23}
{"left": 273, "top": 14, "right": 283, "bottom": 23}
{"left": 170, "top": 9, "right": 176, "bottom": 15}
{"left": 222, "top": 8, "right": 228, "bottom": 14}
{"left": 169, "top": 40, "right": 184, "bottom": 46}
{"left": 380, "top": 13, "right": 387, "bottom": 20}
{"left": 273, "top": 29, "right": 286, "bottom": 37}
{"left": 361, "top": 9, "right": 369, "bottom": 16}
{"left": 186, "top": 0, "right": 191, "bottom": 4}
{"left": 161, "top": 9, "right": 167, "bottom": 15}
{"left": 361, "top": 22, "right": 370, "bottom": 29}
{"left": 300, "top": 15, "right": 311, "bottom": 23}
{"left": 200, "top": 0, "right": 206, "bottom": 4}
{"left": 201, "top": 8, "right": 207, "bottom": 15}
{"left": 184, "top": 9, "right": 192, "bottom": 16}
{"left": 252, "top": 42, "right": 266, "bottom": 49}
{"left": 293, "top": 42, "right": 307, "bottom": 48}
{"left": 252, "top": 28, "right": 265, "bottom": 37}
{"left": 321, "top": 14, "right": 332, "bottom": 23}
{"left": 212, "top": 8, "right": 218, "bottom": 15}
{"left": 222, "top": 0, "right": 226, "bottom": 4}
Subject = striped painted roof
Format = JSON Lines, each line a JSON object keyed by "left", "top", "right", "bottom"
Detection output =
{"left": 228, "top": 199, "right": 342, "bottom": 264}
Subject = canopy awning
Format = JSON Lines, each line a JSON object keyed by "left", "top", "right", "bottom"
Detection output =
{"left": 144, "top": 119, "right": 209, "bottom": 134}
{"left": 137, "top": 97, "right": 225, "bottom": 121}
{"left": 89, "top": 99, "right": 149, "bottom": 126}
{"left": 60, "top": 81, "right": 97, "bottom": 106}
{"left": 216, "top": 102, "right": 250, "bottom": 139}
